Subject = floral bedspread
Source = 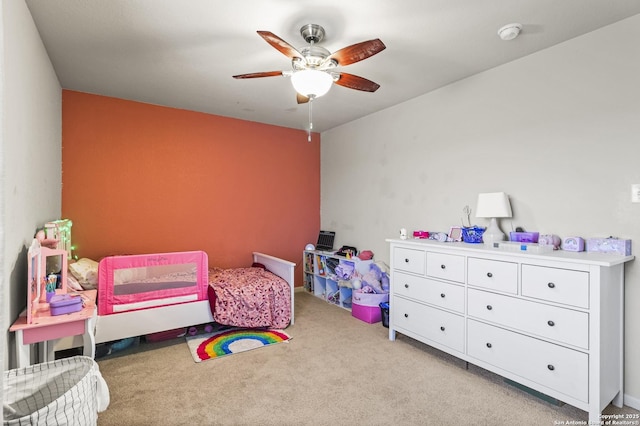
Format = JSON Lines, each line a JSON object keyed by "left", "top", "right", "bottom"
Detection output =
{"left": 208, "top": 267, "right": 291, "bottom": 328}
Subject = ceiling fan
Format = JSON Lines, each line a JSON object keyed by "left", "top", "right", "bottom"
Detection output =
{"left": 233, "top": 24, "right": 386, "bottom": 104}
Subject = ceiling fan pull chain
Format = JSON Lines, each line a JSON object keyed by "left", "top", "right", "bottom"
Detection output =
{"left": 308, "top": 97, "right": 313, "bottom": 142}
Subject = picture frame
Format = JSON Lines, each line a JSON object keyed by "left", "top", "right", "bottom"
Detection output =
{"left": 448, "top": 226, "right": 463, "bottom": 242}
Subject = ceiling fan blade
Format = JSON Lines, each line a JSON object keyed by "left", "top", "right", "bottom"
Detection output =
{"left": 334, "top": 73, "right": 381, "bottom": 92}
{"left": 257, "top": 31, "right": 304, "bottom": 60}
{"left": 327, "top": 39, "right": 386, "bottom": 66}
{"left": 296, "top": 93, "right": 310, "bottom": 104}
{"left": 233, "top": 71, "right": 283, "bottom": 79}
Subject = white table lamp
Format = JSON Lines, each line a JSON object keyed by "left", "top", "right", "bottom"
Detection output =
{"left": 475, "top": 192, "right": 512, "bottom": 246}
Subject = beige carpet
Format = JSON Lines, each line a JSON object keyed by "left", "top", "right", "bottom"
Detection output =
{"left": 96, "top": 292, "right": 639, "bottom": 425}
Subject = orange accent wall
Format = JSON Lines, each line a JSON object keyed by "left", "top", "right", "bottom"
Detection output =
{"left": 62, "top": 90, "right": 320, "bottom": 286}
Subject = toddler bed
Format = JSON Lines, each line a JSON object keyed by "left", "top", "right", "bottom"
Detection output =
{"left": 208, "top": 264, "right": 291, "bottom": 329}
{"left": 92, "top": 251, "right": 295, "bottom": 345}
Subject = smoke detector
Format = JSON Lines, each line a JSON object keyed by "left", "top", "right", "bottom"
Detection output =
{"left": 498, "top": 23, "right": 522, "bottom": 41}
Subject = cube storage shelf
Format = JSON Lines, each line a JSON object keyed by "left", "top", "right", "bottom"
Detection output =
{"left": 303, "top": 250, "right": 371, "bottom": 310}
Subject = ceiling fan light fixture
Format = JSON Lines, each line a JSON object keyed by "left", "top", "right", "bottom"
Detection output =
{"left": 291, "top": 69, "right": 333, "bottom": 98}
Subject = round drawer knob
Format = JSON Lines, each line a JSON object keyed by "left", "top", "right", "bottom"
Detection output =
{"left": 547, "top": 364, "right": 555, "bottom": 371}
{"left": 404, "top": 284, "right": 409, "bottom": 288}
{"left": 440, "top": 326, "right": 445, "bottom": 331}
{"left": 405, "top": 258, "right": 410, "bottom": 263}
{"left": 486, "top": 305, "right": 493, "bottom": 311}
{"left": 487, "top": 272, "right": 493, "bottom": 278}
{"left": 548, "top": 282, "right": 556, "bottom": 289}
{"left": 440, "top": 293, "right": 446, "bottom": 298}
{"left": 547, "top": 320, "right": 555, "bottom": 327}
{"left": 486, "top": 343, "right": 492, "bottom": 348}
{"left": 404, "top": 313, "right": 409, "bottom": 318}
{"left": 440, "top": 264, "right": 446, "bottom": 269}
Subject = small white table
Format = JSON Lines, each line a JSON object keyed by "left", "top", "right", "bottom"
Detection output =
{"left": 10, "top": 290, "right": 97, "bottom": 368}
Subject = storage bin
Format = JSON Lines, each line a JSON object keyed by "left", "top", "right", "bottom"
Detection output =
{"left": 462, "top": 226, "right": 485, "bottom": 244}
{"left": 380, "top": 302, "right": 390, "bottom": 328}
{"left": 352, "top": 303, "right": 382, "bottom": 323}
{"left": 146, "top": 327, "right": 187, "bottom": 342}
{"left": 3, "top": 356, "right": 109, "bottom": 425}
{"left": 49, "top": 294, "right": 83, "bottom": 316}
{"left": 352, "top": 290, "right": 389, "bottom": 307}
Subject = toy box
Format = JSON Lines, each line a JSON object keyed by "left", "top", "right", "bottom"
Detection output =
{"left": 352, "top": 303, "right": 382, "bottom": 324}
{"left": 49, "top": 294, "right": 83, "bottom": 316}
{"left": 509, "top": 232, "right": 539, "bottom": 243}
{"left": 352, "top": 291, "right": 389, "bottom": 323}
{"left": 352, "top": 290, "right": 388, "bottom": 307}
{"left": 586, "top": 238, "right": 632, "bottom": 255}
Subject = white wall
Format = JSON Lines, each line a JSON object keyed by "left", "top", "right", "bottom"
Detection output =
{"left": 321, "top": 15, "right": 640, "bottom": 408}
{"left": 1, "top": 0, "right": 62, "bottom": 372}
{"left": 0, "top": 3, "right": 5, "bottom": 415}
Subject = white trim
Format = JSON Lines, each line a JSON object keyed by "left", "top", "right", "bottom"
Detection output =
{"left": 112, "top": 294, "right": 198, "bottom": 312}
{"left": 624, "top": 393, "right": 640, "bottom": 411}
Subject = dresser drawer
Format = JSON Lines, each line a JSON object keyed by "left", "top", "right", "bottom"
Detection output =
{"left": 521, "top": 265, "right": 589, "bottom": 309}
{"left": 467, "top": 288, "right": 588, "bottom": 349}
{"left": 467, "top": 257, "right": 518, "bottom": 294}
{"left": 393, "top": 247, "right": 426, "bottom": 275}
{"left": 394, "top": 272, "right": 464, "bottom": 313}
{"left": 393, "top": 296, "right": 464, "bottom": 353}
{"left": 426, "top": 252, "right": 465, "bottom": 283}
{"left": 467, "top": 320, "right": 588, "bottom": 403}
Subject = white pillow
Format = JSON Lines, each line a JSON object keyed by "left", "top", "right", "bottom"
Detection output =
{"left": 69, "top": 258, "right": 99, "bottom": 289}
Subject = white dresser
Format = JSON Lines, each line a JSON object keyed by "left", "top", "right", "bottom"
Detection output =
{"left": 387, "top": 238, "right": 634, "bottom": 424}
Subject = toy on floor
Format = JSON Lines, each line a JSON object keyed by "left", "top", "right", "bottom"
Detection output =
{"left": 95, "top": 337, "right": 139, "bottom": 358}
{"left": 188, "top": 324, "right": 215, "bottom": 336}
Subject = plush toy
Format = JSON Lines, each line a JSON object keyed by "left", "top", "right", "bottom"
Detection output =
{"left": 360, "top": 263, "right": 389, "bottom": 294}
{"left": 539, "top": 234, "right": 562, "bottom": 250}
{"left": 351, "top": 278, "right": 362, "bottom": 290}
{"left": 35, "top": 228, "right": 59, "bottom": 249}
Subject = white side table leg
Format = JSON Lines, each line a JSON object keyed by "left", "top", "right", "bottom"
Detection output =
{"left": 15, "top": 330, "right": 30, "bottom": 368}
{"left": 41, "top": 340, "right": 54, "bottom": 363}
{"left": 84, "top": 310, "right": 97, "bottom": 358}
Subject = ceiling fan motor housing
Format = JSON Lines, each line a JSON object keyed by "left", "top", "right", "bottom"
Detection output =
{"left": 300, "top": 24, "right": 325, "bottom": 44}
{"left": 297, "top": 46, "right": 333, "bottom": 68}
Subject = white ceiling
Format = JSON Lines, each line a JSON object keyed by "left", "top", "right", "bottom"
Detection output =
{"left": 25, "top": 0, "right": 640, "bottom": 133}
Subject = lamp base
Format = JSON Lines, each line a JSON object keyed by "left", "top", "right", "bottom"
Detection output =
{"left": 483, "top": 217, "right": 505, "bottom": 247}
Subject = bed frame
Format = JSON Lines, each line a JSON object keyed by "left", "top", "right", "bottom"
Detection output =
{"left": 53, "top": 252, "right": 295, "bottom": 353}
{"left": 93, "top": 252, "right": 296, "bottom": 344}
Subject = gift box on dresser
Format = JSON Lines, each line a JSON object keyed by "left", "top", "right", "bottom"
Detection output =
{"left": 586, "top": 237, "right": 632, "bottom": 255}
{"left": 352, "top": 291, "right": 389, "bottom": 324}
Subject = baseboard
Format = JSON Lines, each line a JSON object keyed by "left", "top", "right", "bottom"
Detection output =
{"left": 503, "top": 380, "right": 640, "bottom": 412}
{"left": 294, "top": 286, "right": 306, "bottom": 293}
{"left": 625, "top": 393, "right": 640, "bottom": 411}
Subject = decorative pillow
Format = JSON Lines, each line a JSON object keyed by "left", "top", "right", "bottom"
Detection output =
{"left": 66, "top": 274, "right": 84, "bottom": 291}
{"left": 69, "top": 258, "right": 99, "bottom": 289}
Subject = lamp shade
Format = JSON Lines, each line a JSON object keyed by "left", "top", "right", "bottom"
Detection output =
{"left": 291, "top": 69, "right": 333, "bottom": 98}
{"left": 475, "top": 192, "right": 512, "bottom": 219}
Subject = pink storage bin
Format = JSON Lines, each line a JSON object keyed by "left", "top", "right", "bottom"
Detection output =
{"left": 352, "top": 291, "right": 389, "bottom": 307}
{"left": 352, "top": 304, "right": 382, "bottom": 323}
{"left": 146, "top": 328, "right": 187, "bottom": 342}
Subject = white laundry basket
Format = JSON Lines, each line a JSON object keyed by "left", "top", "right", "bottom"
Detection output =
{"left": 3, "top": 356, "right": 109, "bottom": 426}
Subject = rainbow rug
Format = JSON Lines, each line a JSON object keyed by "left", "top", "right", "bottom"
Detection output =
{"left": 185, "top": 327, "right": 291, "bottom": 363}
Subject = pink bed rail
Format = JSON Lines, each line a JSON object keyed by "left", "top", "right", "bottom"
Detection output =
{"left": 98, "top": 251, "right": 209, "bottom": 315}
